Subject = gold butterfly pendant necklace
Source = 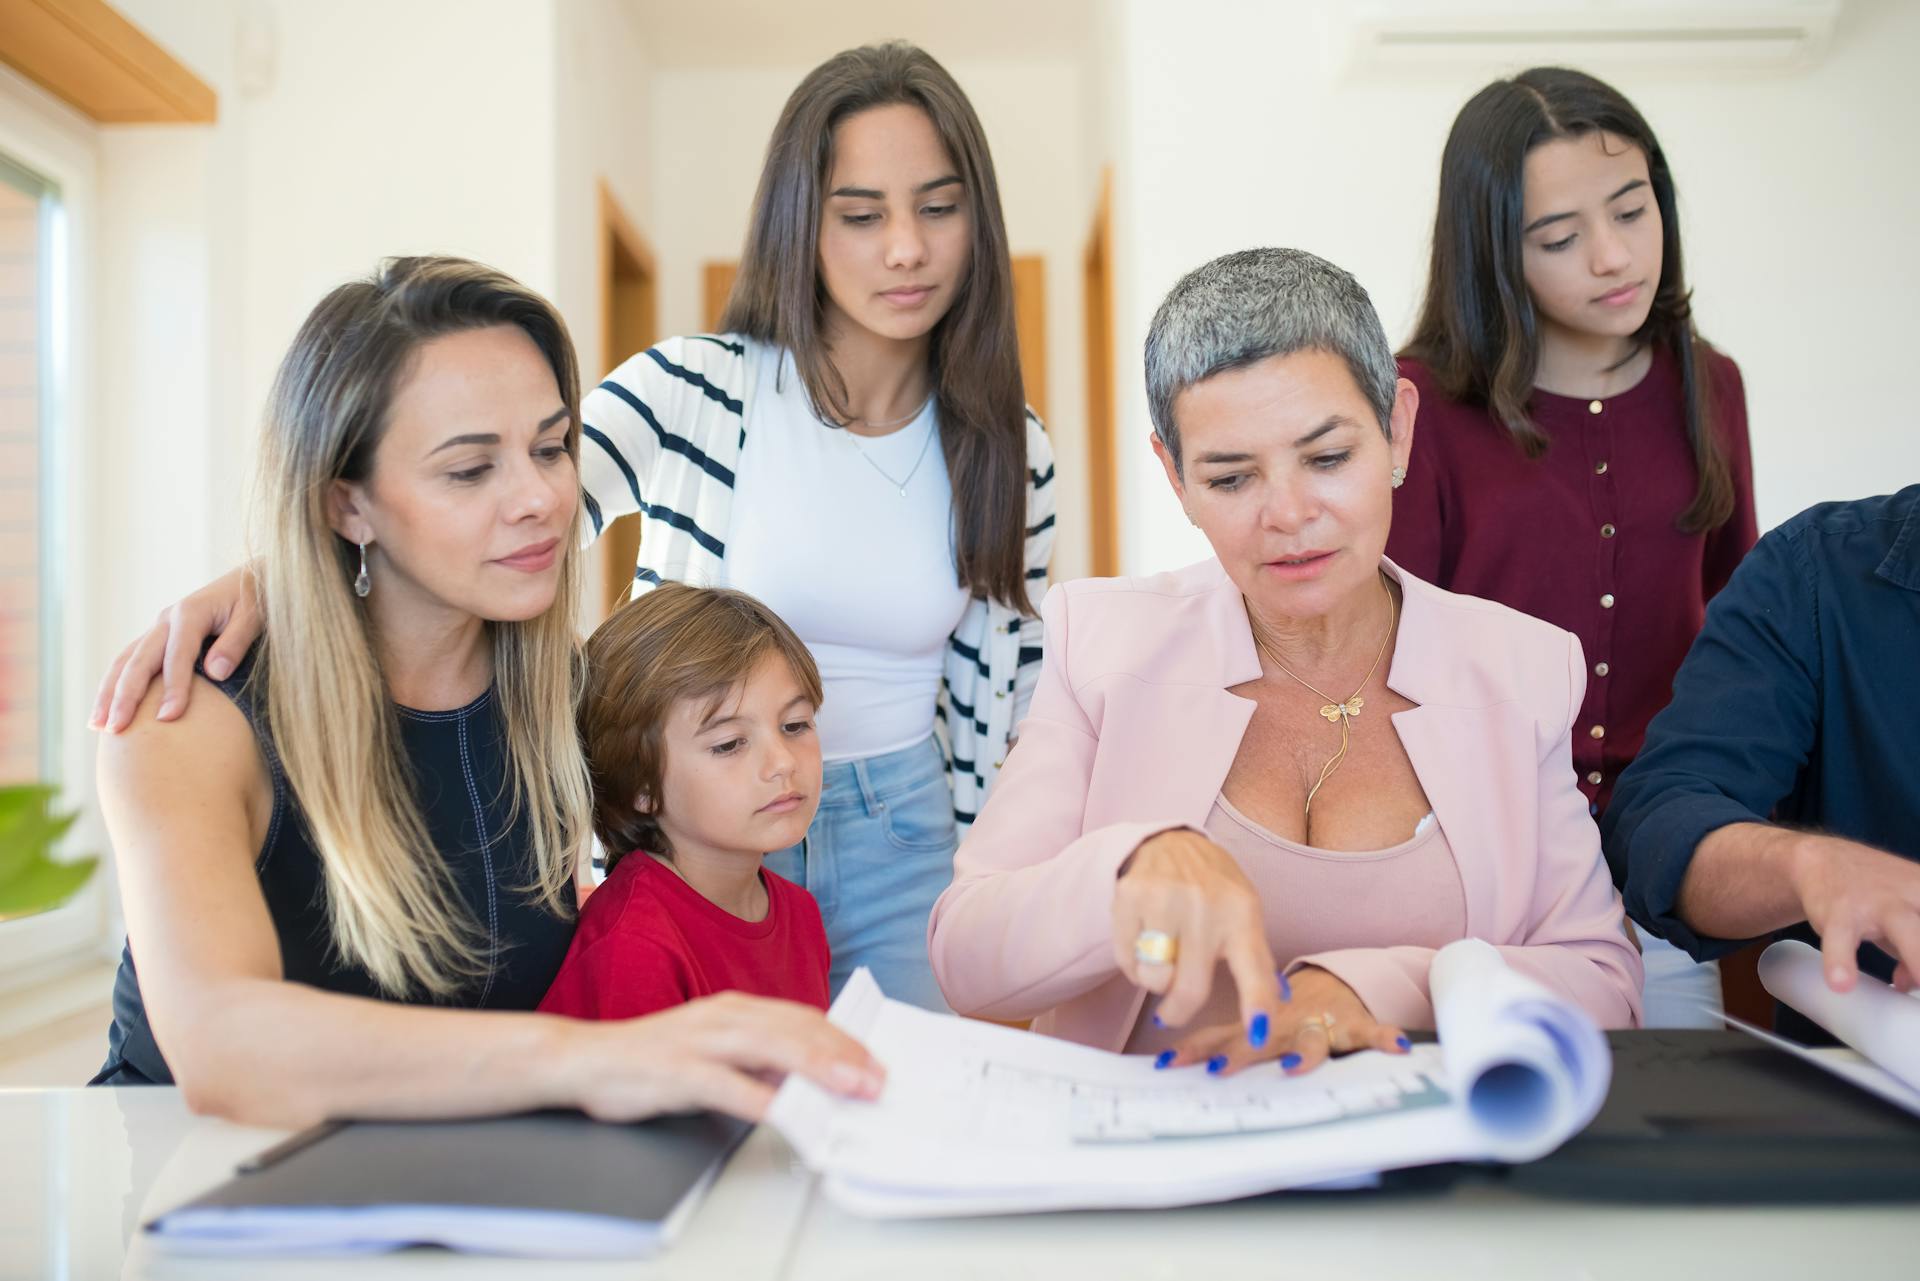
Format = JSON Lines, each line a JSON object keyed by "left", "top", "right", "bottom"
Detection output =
{"left": 1252, "top": 572, "right": 1400, "bottom": 819}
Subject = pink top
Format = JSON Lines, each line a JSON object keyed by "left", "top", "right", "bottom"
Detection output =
{"left": 1127, "top": 799, "right": 1468, "bottom": 1053}
{"left": 928, "top": 557, "right": 1644, "bottom": 1051}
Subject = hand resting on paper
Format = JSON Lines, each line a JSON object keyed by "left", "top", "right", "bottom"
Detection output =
{"left": 1682, "top": 823, "right": 1920, "bottom": 995}
{"left": 569, "top": 991, "right": 887, "bottom": 1124}
{"left": 1782, "top": 832, "right": 1920, "bottom": 993}
{"left": 1155, "top": 965, "right": 1410, "bottom": 1078}
{"left": 1112, "top": 829, "right": 1408, "bottom": 1075}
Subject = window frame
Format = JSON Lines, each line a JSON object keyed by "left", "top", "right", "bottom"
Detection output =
{"left": 0, "top": 150, "right": 61, "bottom": 789}
{"left": 0, "top": 64, "right": 108, "bottom": 999}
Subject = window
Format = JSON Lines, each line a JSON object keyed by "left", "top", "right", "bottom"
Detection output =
{"left": 0, "top": 152, "right": 57, "bottom": 787}
{"left": 0, "top": 77, "right": 102, "bottom": 995}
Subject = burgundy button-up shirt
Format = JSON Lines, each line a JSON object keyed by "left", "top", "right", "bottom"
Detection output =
{"left": 1386, "top": 348, "right": 1757, "bottom": 814}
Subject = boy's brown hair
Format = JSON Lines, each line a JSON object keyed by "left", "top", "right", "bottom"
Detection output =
{"left": 581, "top": 584, "right": 823, "bottom": 872}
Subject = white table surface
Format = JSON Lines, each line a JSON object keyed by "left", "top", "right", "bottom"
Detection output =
{"left": 4, "top": 1084, "right": 1917, "bottom": 1281}
{"left": 0, "top": 1087, "right": 810, "bottom": 1280}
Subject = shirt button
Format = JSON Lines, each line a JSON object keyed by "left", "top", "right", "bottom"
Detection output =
{"left": 1600, "top": 593, "right": 1615, "bottom": 608}
{"left": 1594, "top": 460, "right": 1609, "bottom": 475}
{"left": 1586, "top": 771, "right": 1604, "bottom": 786}
{"left": 1600, "top": 523, "right": 1616, "bottom": 538}
{"left": 1589, "top": 725, "right": 1606, "bottom": 740}
{"left": 1594, "top": 661, "right": 1610, "bottom": 677}
{"left": 1588, "top": 400, "right": 1603, "bottom": 415}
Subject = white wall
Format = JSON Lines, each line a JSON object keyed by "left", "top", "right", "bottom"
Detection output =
{"left": 101, "top": 0, "right": 659, "bottom": 601}
{"left": 227, "top": 1, "right": 561, "bottom": 476}
{"left": 553, "top": 0, "right": 653, "bottom": 382}
{"left": 1105, "top": 0, "right": 1920, "bottom": 573}
{"left": 108, "top": 0, "right": 566, "bottom": 584}
{"left": 648, "top": 58, "right": 1097, "bottom": 579}
{"left": 58, "top": 0, "right": 663, "bottom": 708}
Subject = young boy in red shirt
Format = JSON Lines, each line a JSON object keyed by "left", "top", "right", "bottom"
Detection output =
{"left": 539, "top": 584, "right": 830, "bottom": 1019}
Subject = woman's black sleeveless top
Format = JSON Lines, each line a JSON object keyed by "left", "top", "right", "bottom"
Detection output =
{"left": 93, "top": 650, "right": 574, "bottom": 1085}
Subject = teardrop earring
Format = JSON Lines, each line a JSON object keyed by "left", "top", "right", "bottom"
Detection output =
{"left": 354, "top": 542, "right": 371, "bottom": 598}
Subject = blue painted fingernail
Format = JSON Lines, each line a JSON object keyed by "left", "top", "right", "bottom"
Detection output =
{"left": 1151, "top": 1012, "right": 1165, "bottom": 1029}
{"left": 1280, "top": 1052, "right": 1302, "bottom": 1070}
{"left": 1276, "top": 971, "right": 1293, "bottom": 1002}
{"left": 1206, "top": 1055, "right": 1228, "bottom": 1074}
{"left": 1154, "top": 1050, "right": 1176, "bottom": 1069}
{"left": 1249, "top": 1013, "right": 1269, "bottom": 1048}
{"left": 1396, "top": 1036, "right": 1411, "bottom": 1051}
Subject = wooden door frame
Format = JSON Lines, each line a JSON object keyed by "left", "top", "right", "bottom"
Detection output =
{"left": 1083, "top": 167, "right": 1118, "bottom": 577}
{"left": 595, "top": 179, "right": 657, "bottom": 614}
{"left": 596, "top": 178, "right": 656, "bottom": 376}
{"left": 702, "top": 261, "right": 735, "bottom": 333}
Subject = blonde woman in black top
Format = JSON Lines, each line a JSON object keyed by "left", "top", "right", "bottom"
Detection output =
{"left": 94, "top": 257, "right": 881, "bottom": 1127}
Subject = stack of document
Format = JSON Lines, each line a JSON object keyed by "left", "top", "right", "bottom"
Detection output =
{"left": 767, "top": 939, "right": 1611, "bottom": 1217}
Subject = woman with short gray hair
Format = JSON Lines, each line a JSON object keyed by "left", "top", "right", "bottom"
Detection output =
{"left": 930, "top": 247, "right": 1642, "bottom": 1075}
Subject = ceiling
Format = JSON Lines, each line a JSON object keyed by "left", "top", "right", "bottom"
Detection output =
{"left": 625, "top": 0, "right": 1100, "bottom": 68}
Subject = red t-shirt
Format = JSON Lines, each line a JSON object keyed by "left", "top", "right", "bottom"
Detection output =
{"left": 538, "top": 855, "right": 830, "bottom": 1020}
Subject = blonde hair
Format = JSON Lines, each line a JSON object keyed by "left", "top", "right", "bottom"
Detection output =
{"left": 579, "top": 584, "right": 822, "bottom": 873}
{"left": 249, "top": 256, "right": 590, "bottom": 998}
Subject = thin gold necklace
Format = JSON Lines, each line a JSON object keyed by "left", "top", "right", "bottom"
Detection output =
{"left": 846, "top": 387, "right": 935, "bottom": 433}
{"left": 1251, "top": 574, "right": 1399, "bottom": 818}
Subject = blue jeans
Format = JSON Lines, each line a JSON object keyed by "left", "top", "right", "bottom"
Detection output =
{"left": 765, "top": 735, "right": 955, "bottom": 1012}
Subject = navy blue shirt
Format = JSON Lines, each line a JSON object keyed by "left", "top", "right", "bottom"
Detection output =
{"left": 1603, "top": 484, "right": 1920, "bottom": 988}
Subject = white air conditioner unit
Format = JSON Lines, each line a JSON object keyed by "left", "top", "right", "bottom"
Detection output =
{"left": 1336, "top": 0, "right": 1843, "bottom": 72}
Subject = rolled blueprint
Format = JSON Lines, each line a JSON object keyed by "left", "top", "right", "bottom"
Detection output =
{"left": 1758, "top": 939, "right": 1920, "bottom": 1093}
{"left": 1429, "top": 938, "right": 1612, "bottom": 1161}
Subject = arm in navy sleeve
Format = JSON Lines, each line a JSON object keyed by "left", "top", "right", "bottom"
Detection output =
{"left": 1601, "top": 525, "right": 1821, "bottom": 959}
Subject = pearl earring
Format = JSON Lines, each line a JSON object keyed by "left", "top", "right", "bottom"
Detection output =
{"left": 354, "top": 542, "right": 372, "bottom": 598}
{"left": 1390, "top": 466, "right": 1407, "bottom": 490}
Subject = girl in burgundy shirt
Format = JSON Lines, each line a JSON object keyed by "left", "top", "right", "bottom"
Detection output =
{"left": 1387, "top": 68, "right": 1757, "bottom": 1026}
{"left": 1389, "top": 67, "right": 1757, "bottom": 817}
{"left": 541, "top": 585, "right": 831, "bottom": 1021}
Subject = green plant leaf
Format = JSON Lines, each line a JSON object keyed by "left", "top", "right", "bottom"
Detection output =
{"left": 0, "top": 783, "right": 97, "bottom": 920}
{"left": 0, "top": 784, "right": 54, "bottom": 828}
{"left": 0, "top": 810, "right": 79, "bottom": 881}
{"left": 0, "top": 855, "right": 98, "bottom": 921}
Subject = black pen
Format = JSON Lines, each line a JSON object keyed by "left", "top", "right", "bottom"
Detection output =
{"left": 235, "top": 1119, "right": 347, "bottom": 1174}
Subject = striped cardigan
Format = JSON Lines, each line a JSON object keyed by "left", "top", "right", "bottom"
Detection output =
{"left": 577, "top": 334, "right": 1056, "bottom": 828}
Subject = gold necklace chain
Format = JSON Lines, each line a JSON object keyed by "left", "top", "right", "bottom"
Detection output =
{"left": 1251, "top": 573, "right": 1399, "bottom": 818}
{"left": 846, "top": 387, "right": 935, "bottom": 433}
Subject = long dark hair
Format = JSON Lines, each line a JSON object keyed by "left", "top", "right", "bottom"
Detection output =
{"left": 1402, "top": 67, "right": 1733, "bottom": 533}
{"left": 719, "top": 41, "right": 1033, "bottom": 611}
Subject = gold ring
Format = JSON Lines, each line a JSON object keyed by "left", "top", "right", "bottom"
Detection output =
{"left": 1296, "top": 1013, "right": 1336, "bottom": 1037}
{"left": 1133, "top": 929, "right": 1177, "bottom": 967}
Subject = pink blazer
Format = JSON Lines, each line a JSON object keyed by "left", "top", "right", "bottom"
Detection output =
{"left": 928, "top": 557, "right": 1644, "bottom": 1049}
